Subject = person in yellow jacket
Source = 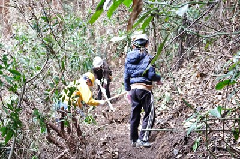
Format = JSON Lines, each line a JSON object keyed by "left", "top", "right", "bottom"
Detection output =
{"left": 58, "top": 72, "right": 106, "bottom": 110}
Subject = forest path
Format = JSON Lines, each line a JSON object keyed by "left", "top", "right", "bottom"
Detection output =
{"left": 82, "top": 65, "right": 188, "bottom": 159}
{"left": 87, "top": 95, "right": 162, "bottom": 159}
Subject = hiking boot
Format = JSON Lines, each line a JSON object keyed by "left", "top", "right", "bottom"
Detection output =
{"left": 131, "top": 140, "right": 137, "bottom": 147}
{"left": 136, "top": 139, "right": 151, "bottom": 148}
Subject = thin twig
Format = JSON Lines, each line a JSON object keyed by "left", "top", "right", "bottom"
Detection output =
{"left": 144, "top": 0, "right": 215, "bottom": 8}
{"left": 26, "top": 58, "right": 49, "bottom": 83}
{"left": 17, "top": 82, "right": 26, "bottom": 108}
{"left": 163, "top": 2, "right": 217, "bottom": 51}
{"left": 7, "top": 137, "right": 16, "bottom": 159}
{"left": 193, "top": 50, "right": 232, "bottom": 58}
{"left": 142, "top": 128, "right": 234, "bottom": 132}
{"left": 55, "top": 149, "right": 69, "bottom": 159}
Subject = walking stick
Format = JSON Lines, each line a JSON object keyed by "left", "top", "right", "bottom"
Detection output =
{"left": 105, "top": 91, "right": 127, "bottom": 102}
{"left": 97, "top": 82, "right": 114, "bottom": 111}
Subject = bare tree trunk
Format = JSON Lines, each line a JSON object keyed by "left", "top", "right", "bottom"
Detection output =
{"left": 176, "top": 14, "right": 187, "bottom": 70}
{"left": 82, "top": 0, "right": 85, "bottom": 17}
{"left": 0, "top": 0, "right": 11, "bottom": 36}
{"left": 152, "top": 15, "right": 157, "bottom": 53}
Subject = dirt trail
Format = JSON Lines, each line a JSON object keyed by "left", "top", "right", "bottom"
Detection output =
{"left": 87, "top": 96, "right": 162, "bottom": 159}
{"left": 78, "top": 64, "right": 168, "bottom": 159}
{"left": 82, "top": 65, "right": 174, "bottom": 159}
{"left": 81, "top": 64, "right": 232, "bottom": 159}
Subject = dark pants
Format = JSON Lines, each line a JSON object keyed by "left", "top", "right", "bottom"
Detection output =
{"left": 97, "top": 79, "right": 111, "bottom": 100}
{"left": 130, "top": 89, "right": 155, "bottom": 142}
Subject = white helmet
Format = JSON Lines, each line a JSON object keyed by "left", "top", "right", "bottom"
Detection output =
{"left": 134, "top": 34, "right": 148, "bottom": 41}
{"left": 132, "top": 34, "right": 149, "bottom": 48}
{"left": 93, "top": 56, "right": 103, "bottom": 68}
{"left": 131, "top": 32, "right": 148, "bottom": 41}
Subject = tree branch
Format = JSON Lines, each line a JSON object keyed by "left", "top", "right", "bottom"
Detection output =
{"left": 46, "top": 135, "right": 66, "bottom": 149}
{"left": 47, "top": 121, "right": 65, "bottom": 138}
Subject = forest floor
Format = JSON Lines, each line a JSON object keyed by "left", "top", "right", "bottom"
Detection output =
{"left": 78, "top": 56, "right": 235, "bottom": 159}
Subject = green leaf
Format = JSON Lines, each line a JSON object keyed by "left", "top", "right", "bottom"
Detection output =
{"left": 107, "top": 0, "right": 124, "bottom": 18}
{"left": 193, "top": 137, "right": 200, "bottom": 152}
{"left": 123, "top": 0, "right": 132, "bottom": 7}
{"left": 209, "top": 106, "right": 222, "bottom": 118}
{"left": 3, "top": 55, "right": 8, "bottom": 66}
{"left": 9, "top": 84, "right": 18, "bottom": 93}
{"left": 182, "top": 98, "right": 194, "bottom": 110}
{"left": 9, "top": 69, "right": 21, "bottom": 76}
{"left": 89, "top": 9, "right": 103, "bottom": 24}
{"left": 150, "top": 33, "right": 169, "bottom": 66}
{"left": 215, "top": 79, "right": 237, "bottom": 90}
{"left": 232, "top": 128, "right": 240, "bottom": 140}
{"left": 62, "top": 96, "right": 65, "bottom": 102}
{"left": 64, "top": 120, "right": 70, "bottom": 126}
{"left": 0, "top": 127, "right": 7, "bottom": 137}
{"left": 41, "top": 16, "right": 48, "bottom": 22}
{"left": 43, "top": 36, "right": 53, "bottom": 44}
{"left": 187, "top": 122, "right": 197, "bottom": 136}
{"left": 55, "top": 89, "right": 59, "bottom": 96}
{"left": 5, "top": 129, "right": 14, "bottom": 144}
{"left": 36, "top": 66, "right": 41, "bottom": 71}
{"left": 84, "top": 115, "right": 97, "bottom": 124}
{"left": 133, "top": 9, "right": 153, "bottom": 29}
{"left": 142, "top": 16, "right": 153, "bottom": 30}
{"left": 234, "top": 71, "right": 240, "bottom": 79}
{"left": 205, "top": 41, "right": 210, "bottom": 51}
{"left": 45, "top": 96, "right": 50, "bottom": 101}
{"left": 4, "top": 75, "right": 14, "bottom": 84}
{"left": 228, "top": 61, "right": 240, "bottom": 71}
{"left": 53, "top": 76, "right": 60, "bottom": 84}
{"left": 164, "top": 16, "right": 169, "bottom": 22}
{"left": 88, "top": 0, "right": 105, "bottom": 24}
{"left": 64, "top": 89, "right": 67, "bottom": 95}
{"left": 7, "top": 103, "right": 14, "bottom": 111}
{"left": 68, "top": 100, "right": 71, "bottom": 106}
{"left": 61, "top": 60, "right": 65, "bottom": 71}
{"left": 49, "top": 82, "right": 54, "bottom": 88}
{"left": 40, "top": 126, "right": 46, "bottom": 133}
{"left": 143, "top": 33, "right": 168, "bottom": 75}
{"left": 32, "top": 156, "right": 38, "bottom": 159}
{"left": 33, "top": 109, "right": 39, "bottom": 116}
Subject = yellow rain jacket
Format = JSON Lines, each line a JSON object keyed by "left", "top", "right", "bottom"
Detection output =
{"left": 61, "top": 78, "right": 100, "bottom": 108}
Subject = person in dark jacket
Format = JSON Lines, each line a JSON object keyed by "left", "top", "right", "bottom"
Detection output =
{"left": 92, "top": 56, "right": 112, "bottom": 100}
{"left": 124, "top": 34, "right": 162, "bottom": 148}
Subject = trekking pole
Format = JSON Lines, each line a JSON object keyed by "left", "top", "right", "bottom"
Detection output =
{"left": 105, "top": 91, "right": 127, "bottom": 102}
